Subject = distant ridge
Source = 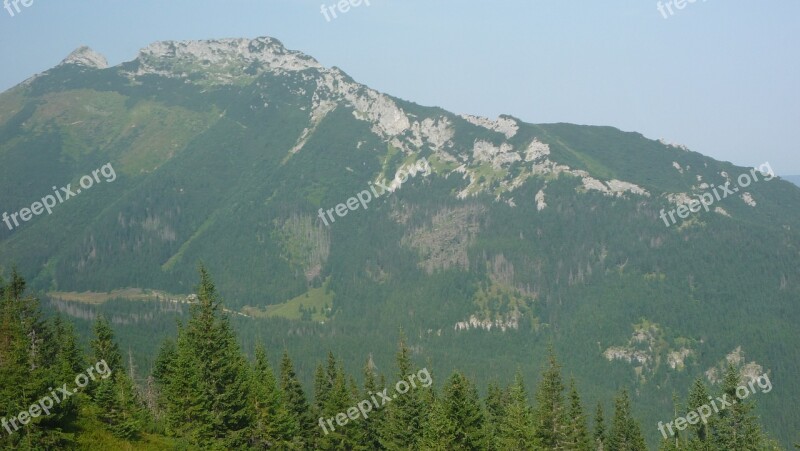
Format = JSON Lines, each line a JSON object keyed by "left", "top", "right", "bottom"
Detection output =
{"left": 783, "top": 175, "right": 800, "bottom": 187}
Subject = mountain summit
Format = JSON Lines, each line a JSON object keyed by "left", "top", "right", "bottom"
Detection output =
{"left": 59, "top": 45, "right": 108, "bottom": 69}
{"left": 131, "top": 37, "right": 323, "bottom": 80}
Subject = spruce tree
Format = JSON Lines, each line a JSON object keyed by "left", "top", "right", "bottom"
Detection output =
{"left": 595, "top": 402, "right": 607, "bottom": 451}
{"left": 483, "top": 381, "right": 508, "bottom": 451}
{"left": 419, "top": 395, "right": 456, "bottom": 450}
{"left": 712, "top": 364, "right": 764, "bottom": 450}
{"left": 52, "top": 317, "right": 85, "bottom": 379}
{"left": 380, "top": 334, "right": 426, "bottom": 450}
{"left": 0, "top": 271, "right": 74, "bottom": 448}
{"left": 441, "top": 371, "right": 486, "bottom": 450}
{"left": 496, "top": 371, "right": 537, "bottom": 450}
{"left": 686, "top": 378, "right": 712, "bottom": 451}
{"left": 0, "top": 273, "right": 37, "bottom": 447}
{"left": 360, "top": 356, "right": 384, "bottom": 450}
{"left": 152, "top": 339, "right": 176, "bottom": 384}
{"left": 163, "top": 323, "right": 209, "bottom": 442}
{"left": 160, "top": 266, "right": 254, "bottom": 448}
{"left": 608, "top": 390, "right": 647, "bottom": 451}
{"left": 566, "top": 379, "right": 593, "bottom": 451}
{"left": 314, "top": 362, "right": 331, "bottom": 418}
{"left": 49, "top": 315, "right": 85, "bottom": 432}
{"left": 314, "top": 352, "right": 341, "bottom": 415}
{"left": 251, "top": 344, "right": 295, "bottom": 448}
{"left": 348, "top": 376, "right": 369, "bottom": 450}
{"left": 91, "top": 315, "right": 123, "bottom": 371}
{"left": 94, "top": 376, "right": 140, "bottom": 440}
{"left": 151, "top": 338, "right": 176, "bottom": 419}
{"left": 533, "top": 350, "right": 569, "bottom": 449}
{"left": 91, "top": 315, "right": 143, "bottom": 440}
{"left": 281, "top": 350, "right": 314, "bottom": 448}
{"left": 317, "top": 359, "right": 359, "bottom": 450}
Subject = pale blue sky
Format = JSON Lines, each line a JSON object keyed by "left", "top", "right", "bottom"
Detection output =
{"left": 2, "top": 1, "right": 798, "bottom": 173}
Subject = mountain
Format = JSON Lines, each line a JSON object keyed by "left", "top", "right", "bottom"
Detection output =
{"left": 1, "top": 37, "right": 798, "bottom": 446}
{"left": 782, "top": 175, "right": 800, "bottom": 187}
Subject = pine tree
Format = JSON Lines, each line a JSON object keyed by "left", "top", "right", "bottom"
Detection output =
{"left": 89, "top": 315, "right": 123, "bottom": 403}
{"left": 685, "top": 378, "right": 712, "bottom": 451}
{"left": 0, "top": 270, "right": 75, "bottom": 448}
{"left": 360, "top": 356, "right": 384, "bottom": 450}
{"left": 91, "top": 315, "right": 123, "bottom": 372}
{"left": 163, "top": 323, "right": 209, "bottom": 442}
{"left": 659, "top": 393, "right": 684, "bottom": 450}
{"left": 281, "top": 350, "right": 314, "bottom": 448}
{"left": 533, "top": 350, "right": 569, "bottom": 449}
{"left": 380, "top": 334, "right": 426, "bottom": 450}
{"left": 152, "top": 339, "right": 176, "bottom": 384}
{"left": 419, "top": 394, "right": 456, "bottom": 450}
{"left": 565, "top": 379, "right": 593, "bottom": 451}
{"left": 608, "top": 390, "right": 647, "bottom": 451}
{"left": 0, "top": 273, "right": 37, "bottom": 447}
{"left": 712, "top": 364, "right": 764, "bottom": 450}
{"left": 483, "top": 381, "right": 508, "bottom": 451}
{"left": 5, "top": 267, "right": 26, "bottom": 300}
{"left": 94, "top": 376, "right": 140, "bottom": 440}
{"left": 314, "top": 362, "right": 331, "bottom": 417}
{"left": 314, "top": 352, "right": 342, "bottom": 415}
{"left": 52, "top": 317, "right": 85, "bottom": 378}
{"left": 594, "top": 402, "right": 607, "bottom": 451}
{"left": 317, "top": 357, "right": 359, "bottom": 450}
{"left": 441, "top": 371, "right": 485, "bottom": 450}
{"left": 348, "top": 375, "right": 369, "bottom": 450}
{"left": 91, "top": 315, "right": 142, "bottom": 440}
{"left": 159, "top": 266, "right": 254, "bottom": 448}
{"left": 496, "top": 371, "right": 537, "bottom": 450}
{"left": 251, "top": 344, "right": 295, "bottom": 449}
{"left": 48, "top": 315, "right": 85, "bottom": 431}
{"left": 151, "top": 338, "right": 176, "bottom": 421}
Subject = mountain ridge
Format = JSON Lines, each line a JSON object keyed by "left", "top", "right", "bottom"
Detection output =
{"left": 782, "top": 175, "right": 800, "bottom": 187}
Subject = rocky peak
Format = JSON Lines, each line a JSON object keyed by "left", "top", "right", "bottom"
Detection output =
{"left": 135, "top": 37, "right": 322, "bottom": 74}
{"left": 59, "top": 46, "right": 108, "bottom": 69}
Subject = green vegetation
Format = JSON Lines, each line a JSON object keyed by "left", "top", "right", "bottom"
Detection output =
{"left": 0, "top": 269, "right": 784, "bottom": 449}
{"left": 47, "top": 288, "right": 185, "bottom": 305}
{"left": 243, "top": 278, "right": 333, "bottom": 321}
{"left": 0, "top": 51, "right": 799, "bottom": 448}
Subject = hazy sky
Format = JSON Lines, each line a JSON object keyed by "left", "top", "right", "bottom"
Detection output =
{"left": 2, "top": 1, "right": 798, "bottom": 173}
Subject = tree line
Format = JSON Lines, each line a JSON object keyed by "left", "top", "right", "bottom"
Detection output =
{"left": 0, "top": 267, "right": 784, "bottom": 449}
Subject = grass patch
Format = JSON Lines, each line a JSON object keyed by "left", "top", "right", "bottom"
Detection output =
{"left": 47, "top": 288, "right": 186, "bottom": 305}
{"left": 74, "top": 402, "right": 180, "bottom": 450}
{"left": 242, "top": 278, "right": 333, "bottom": 321}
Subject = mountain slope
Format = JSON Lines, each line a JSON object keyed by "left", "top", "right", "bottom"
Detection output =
{"left": 1, "top": 37, "right": 798, "bottom": 446}
{"left": 783, "top": 175, "right": 800, "bottom": 187}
